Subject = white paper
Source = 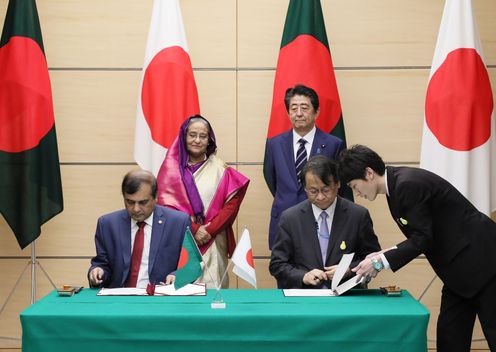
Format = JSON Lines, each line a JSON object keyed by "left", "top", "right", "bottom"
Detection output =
{"left": 283, "top": 289, "right": 336, "bottom": 297}
{"left": 334, "top": 275, "right": 364, "bottom": 296}
{"left": 97, "top": 283, "right": 206, "bottom": 296}
{"left": 97, "top": 287, "right": 147, "bottom": 296}
{"left": 331, "top": 253, "right": 354, "bottom": 291}
{"left": 154, "top": 283, "right": 206, "bottom": 296}
{"left": 282, "top": 252, "right": 363, "bottom": 297}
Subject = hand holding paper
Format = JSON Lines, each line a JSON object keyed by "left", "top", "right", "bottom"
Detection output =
{"left": 283, "top": 253, "right": 363, "bottom": 297}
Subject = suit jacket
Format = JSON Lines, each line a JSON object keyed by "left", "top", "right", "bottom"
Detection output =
{"left": 269, "top": 197, "right": 381, "bottom": 289}
{"left": 89, "top": 205, "right": 191, "bottom": 288}
{"left": 265, "top": 127, "right": 344, "bottom": 248}
{"left": 384, "top": 166, "right": 496, "bottom": 298}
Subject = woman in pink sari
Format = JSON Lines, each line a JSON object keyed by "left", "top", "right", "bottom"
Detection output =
{"left": 157, "top": 115, "right": 249, "bottom": 288}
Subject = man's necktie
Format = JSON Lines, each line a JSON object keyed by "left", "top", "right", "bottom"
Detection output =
{"left": 318, "top": 211, "right": 330, "bottom": 264}
{"left": 126, "top": 221, "right": 145, "bottom": 287}
{"left": 295, "top": 138, "right": 307, "bottom": 183}
{"left": 319, "top": 211, "right": 330, "bottom": 239}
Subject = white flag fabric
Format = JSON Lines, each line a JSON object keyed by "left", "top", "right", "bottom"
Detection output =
{"left": 420, "top": 0, "right": 496, "bottom": 215}
{"left": 134, "top": 0, "right": 200, "bottom": 175}
{"left": 232, "top": 229, "right": 257, "bottom": 288}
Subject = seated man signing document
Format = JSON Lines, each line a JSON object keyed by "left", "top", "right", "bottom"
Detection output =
{"left": 269, "top": 156, "right": 380, "bottom": 289}
{"left": 88, "top": 169, "right": 190, "bottom": 288}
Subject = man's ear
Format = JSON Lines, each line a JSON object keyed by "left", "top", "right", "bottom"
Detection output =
{"left": 365, "top": 167, "right": 374, "bottom": 180}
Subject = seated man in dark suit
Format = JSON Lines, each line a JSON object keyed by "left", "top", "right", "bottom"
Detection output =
{"left": 269, "top": 155, "right": 380, "bottom": 289}
{"left": 88, "top": 169, "right": 190, "bottom": 288}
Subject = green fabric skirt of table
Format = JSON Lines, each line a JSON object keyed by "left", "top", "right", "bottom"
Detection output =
{"left": 21, "top": 288, "right": 429, "bottom": 352}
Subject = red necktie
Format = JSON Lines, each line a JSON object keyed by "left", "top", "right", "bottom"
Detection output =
{"left": 126, "top": 221, "right": 145, "bottom": 287}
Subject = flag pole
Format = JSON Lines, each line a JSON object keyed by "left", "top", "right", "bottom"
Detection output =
{"left": 30, "top": 242, "right": 37, "bottom": 304}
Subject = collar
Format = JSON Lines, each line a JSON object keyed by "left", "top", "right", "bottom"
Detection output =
{"left": 133, "top": 212, "right": 154, "bottom": 228}
{"left": 311, "top": 197, "right": 337, "bottom": 222}
{"left": 292, "top": 126, "right": 316, "bottom": 147}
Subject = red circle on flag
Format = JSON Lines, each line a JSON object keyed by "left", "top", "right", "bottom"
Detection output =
{"left": 425, "top": 48, "right": 493, "bottom": 151}
{"left": 141, "top": 46, "right": 200, "bottom": 149}
{"left": 177, "top": 247, "right": 188, "bottom": 269}
{"left": 0, "top": 36, "right": 54, "bottom": 152}
{"left": 246, "top": 249, "right": 254, "bottom": 269}
{"left": 267, "top": 35, "right": 342, "bottom": 138}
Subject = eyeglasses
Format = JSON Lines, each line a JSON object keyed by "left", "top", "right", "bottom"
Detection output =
{"left": 187, "top": 132, "right": 208, "bottom": 141}
{"left": 304, "top": 186, "right": 336, "bottom": 197}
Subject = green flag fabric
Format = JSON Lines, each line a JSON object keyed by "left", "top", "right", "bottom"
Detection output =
{"left": 263, "top": 0, "right": 352, "bottom": 199}
{"left": 0, "top": 0, "right": 63, "bottom": 249}
{"left": 174, "top": 227, "right": 203, "bottom": 290}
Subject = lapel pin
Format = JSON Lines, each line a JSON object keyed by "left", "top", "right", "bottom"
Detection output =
{"left": 399, "top": 218, "right": 408, "bottom": 225}
{"left": 158, "top": 220, "right": 163, "bottom": 224}
{"left": 340, "top": 241, "right": 346, "bottom": 250}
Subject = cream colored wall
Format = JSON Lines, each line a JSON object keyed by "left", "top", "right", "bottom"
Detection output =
{"left": 0, "top": 0, "right": 495, "bottom": 350}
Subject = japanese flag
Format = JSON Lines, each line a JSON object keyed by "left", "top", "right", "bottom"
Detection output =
{"left": 420, "top": 0, "right": 496, "bottom": 215}
{"left": 232, "top": 228, "right": 257, "bottom": 288}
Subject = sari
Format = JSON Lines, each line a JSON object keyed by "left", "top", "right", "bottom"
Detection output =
{"left": 157, "top": 116, "right": 249, "bottom": 288}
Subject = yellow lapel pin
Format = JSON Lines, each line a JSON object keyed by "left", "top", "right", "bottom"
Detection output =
{"left": 340, "top": 241, "right": 346, "bottom": 250}
{"left": 399, "top": 217, "right": 408, "bottom": 225}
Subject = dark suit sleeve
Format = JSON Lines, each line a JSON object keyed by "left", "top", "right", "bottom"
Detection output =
{"left": 263, "top": 139, "right": 277, "bottom": 197}
{"left": 88, "top": 217, "right": 112, "bottom": 287}
{"left": 350, "top": 209, "right": 381, "bottom": 268}
{"left": 269, "top": 213, "right": 307, "bottom": 288}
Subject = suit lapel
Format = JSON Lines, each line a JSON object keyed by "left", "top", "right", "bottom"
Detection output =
{"left": 282, "top": 131, "right": 299, "bottom": 186}
{"left": 310, "top": 128, "right": 328, "bottom": 157}
{"left": 148, "top": 207, "right": 166, "bottom": 276}
{"left": 120, "top": 212, "right": 132, "bottom": 285}
{"left": 325, "top": 197, "right": 345, "bottom": 265}
{"left": 301, "top": 202, "right": 324, "bottom": 268}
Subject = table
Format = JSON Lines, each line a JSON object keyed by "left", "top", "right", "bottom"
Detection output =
{"left": 21, "top": 289, "right": 429, "bottom": 352}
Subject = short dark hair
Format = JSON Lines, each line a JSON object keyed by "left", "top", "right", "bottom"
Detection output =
{"left": 301, "top": 155, "right": 339, "bottom": 187}
{"left": 338, "top": 145, "right": 386, "bottom": 184}
{"left": 121, "top": 169, "right": 157, "bottom": 198}
{"left": 284, "top": 84, "right": 319, "bottom": 112}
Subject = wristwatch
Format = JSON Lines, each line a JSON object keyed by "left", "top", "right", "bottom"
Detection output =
{"left": 371, "top": 256, "right": 384, "bottom": 272}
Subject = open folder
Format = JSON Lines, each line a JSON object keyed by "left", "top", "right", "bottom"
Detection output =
{"left": 97, "top": 283, "right": 206, "bottom": 296}
{"left": 283, "top": 253, "right": 364, "bottom": 297}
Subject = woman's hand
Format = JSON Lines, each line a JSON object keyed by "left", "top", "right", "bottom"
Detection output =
{"left": 194, "top": 223, "right": 212, "bottom": 245}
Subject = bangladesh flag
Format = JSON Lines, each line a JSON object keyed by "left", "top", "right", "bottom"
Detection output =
{"left": 174, "top": 227, "right": 203, "bottom": 290}
{"left": 263, "top": 0, "right": 351, "bottom": 198}
{"left": 0, "top": 0, "right": 63, "bottom": 249}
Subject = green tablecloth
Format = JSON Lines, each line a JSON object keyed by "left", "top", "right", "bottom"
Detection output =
{"left": 21, "top": 288, "right": 429, "bottom": 352}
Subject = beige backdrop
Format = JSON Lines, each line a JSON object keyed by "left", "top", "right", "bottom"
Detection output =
{"left": 0, "top": 0, "right": 495, "bottom": 350}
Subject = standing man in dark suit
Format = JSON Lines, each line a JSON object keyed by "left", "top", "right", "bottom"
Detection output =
{"left": 88, "top": 169, "right": 190, "bottom": 288}
{"left": 264, "top": 85, "right": 344, "bottom": 249}
{"left": 269, "top": 155, "right": 380, "bottom": 289}
{"left": 339, "top": 144, "right": 496, "bottom": 352}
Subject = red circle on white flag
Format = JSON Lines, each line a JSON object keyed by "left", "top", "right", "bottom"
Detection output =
{"left": 141, "top": 46, "right": 200, "bottom": 149}
{"left": 246, "top": 249, "right": 254, "bottom": 269}
{"left": 425, "top": 48, "right": 493, "bottom": 151}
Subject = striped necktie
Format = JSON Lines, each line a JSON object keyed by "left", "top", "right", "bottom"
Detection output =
{"left": 295, "top": 138, "right": 307, "bottom": 183}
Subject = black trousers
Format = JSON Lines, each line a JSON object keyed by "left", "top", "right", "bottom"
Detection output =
{"left": 437, "top": 276, "right": 496, "bottom": 352}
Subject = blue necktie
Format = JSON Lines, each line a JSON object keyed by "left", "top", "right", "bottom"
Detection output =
{"left": 295, "top": 139, "right": 307, "bottom": 183}
{"left": 318, "top": 211, "right": 330, "bottom": 271}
